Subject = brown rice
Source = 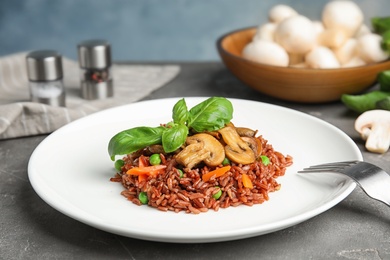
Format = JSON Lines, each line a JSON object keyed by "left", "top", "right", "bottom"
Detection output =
{"left": 110, "top": 135, "right": 293, "bottom": 214}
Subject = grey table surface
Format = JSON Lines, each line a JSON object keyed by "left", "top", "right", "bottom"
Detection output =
{"left": 1, "top": 62, "right": 390, "bottom": 260}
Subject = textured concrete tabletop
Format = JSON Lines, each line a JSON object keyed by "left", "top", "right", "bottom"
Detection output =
{"left": 1, "top": 62, "right": 390, "bottom": 260}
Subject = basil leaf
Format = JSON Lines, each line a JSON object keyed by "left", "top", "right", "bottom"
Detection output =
{"left": 172, "top": 98, "right": 189, "bottom": 125}
{"left": 108, "top": 126, "right": 164, "bottom": 160}
{"left": 372, "top": 16, "right": 390, "bottom": 35}
{"left": 376, "top": 96, "right": 390, "bottom": 110}
{"left": 381, "top": 30, "right": 390, "bottom": 52}
{"left": 188, "top": 97, "right": 233, "bottom": 132}
{"left": 379, "top": 70, "right": 390, "bottom": 92}
{"left": 162, "top": 124, "right": 188, "bottom": 153}
{"left": 341, "top": 91, "right": 390, "bottom": 113}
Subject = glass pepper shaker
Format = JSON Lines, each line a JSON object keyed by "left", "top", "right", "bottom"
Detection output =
{"left": 77, "top": 40, "right": 113, "bottom": 100}
{"left": 26, "top": 50, "right": 66, "bottom": 106}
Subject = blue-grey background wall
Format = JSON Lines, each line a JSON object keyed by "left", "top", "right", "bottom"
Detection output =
{"left": 0, "top": 0, "right": 389, "bottom": 61}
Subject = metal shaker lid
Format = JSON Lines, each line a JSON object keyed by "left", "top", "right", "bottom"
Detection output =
{"left": 78, "top": 40, "right": 111, "bottom": 69}
{"left": 26, "top": 50, "right": 63, "bottom": 81}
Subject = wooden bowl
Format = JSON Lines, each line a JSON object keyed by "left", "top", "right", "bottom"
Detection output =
{"left": 217, "top": 27, "right": 390, "bottom": 103}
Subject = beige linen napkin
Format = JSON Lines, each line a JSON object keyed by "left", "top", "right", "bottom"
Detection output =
{"left": 0, "top": 52, "right": 180, "bottom": 139}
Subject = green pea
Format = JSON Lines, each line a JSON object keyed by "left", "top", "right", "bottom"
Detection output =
{"left": 149, "top": 154, "right": 161, "bottom": 165}
{"left": 138, "top": 192, "right": 149, "bottom": 204}
{"left": 260, "top": 155, "right": 270, "bottom": 166}
{"left": 114, "top": 159, "right": 124, "bottom": 171}
{"left": 213, "top": 187, "right": 222, "bottom": 200}
{"left": 222, "top": 157, "right": 231, "bottom": 166}
{"left": 177, "top": 169, "right": 184, "bottom": 178}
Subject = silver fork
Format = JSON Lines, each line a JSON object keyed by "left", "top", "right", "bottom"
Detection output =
{"left": 298, "top": 160, "right": 390, "bottom": 207}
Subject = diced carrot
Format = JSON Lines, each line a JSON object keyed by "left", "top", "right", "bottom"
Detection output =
{"left": 138, "top": 155, "right": 149, "bottom": 167}
{"left": 138, "top": 174, "right": 148, "bottom": 183}
{"left": 242, "top": 173, "right": 254, "bottom": 189}
{"left": 126, "top": 165, "right": 167, "bottom": 176}
{"left": 202, "top": 165, "right": 231, "bottom": 182}
{"left": 255, "top": 137, "right": 263, "bottom": 157}
{"left": 129, "top": 156, "right": 165, "bottom": 182}
{"left": 137, "top": 155, "right": 149, "bottom": 182}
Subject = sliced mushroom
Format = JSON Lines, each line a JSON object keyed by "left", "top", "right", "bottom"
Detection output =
{"left": 218, "top": 126, "right": 256, "bottom": 165}
{"left": 175, "top": 133, "right": 225, "bottom": 169}
{"left": 175, "top": 142, "right": 210, "bottom": 169}
{"left": 203, "top": 130, "right": 221, "bottom": 139}
{"left": 146, "top": 144, "right": 165, "bottom": 154}
{"left": 241, "top": 136, "right": 262, "bottom": 158}
{"left": 236, "top": 127, "right": 258, "bottom": 137}
{"left": 354, "top": 110, "right": 390, "bottom": 154}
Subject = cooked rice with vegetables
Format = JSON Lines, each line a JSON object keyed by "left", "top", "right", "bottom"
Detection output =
{"left": 108, "top": 97, "right": 293, "bottom": 214}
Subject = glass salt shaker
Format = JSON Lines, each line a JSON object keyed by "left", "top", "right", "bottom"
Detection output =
{"left": 26, "top": 50, "right": 66, "bottom": 106}
{"left": 77, "top": 40, "right": 113, "bottom": 100}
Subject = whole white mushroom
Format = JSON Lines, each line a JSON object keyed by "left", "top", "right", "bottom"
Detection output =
{"left": 274, "top": 15, "right": 316, "bottom": 54}
{"left": 342, "top": 56, "right": 366, "bottom": 68}
{"left": 355, "top": 24, "right": 371, "bottom": 38}
{"left": 312, "top": 20, "right": 325, "bottom": 37}
{"left": 357, "top": 33, "right": 389, "bottom": 64}
{"left": 355, "top": 110, "right": 390, "bottom": 153}
{"left": 268, "top": 4, "right": 298, "bottom": 24}
{"left": 317, "top": 28, "right": 349, "bottom": 49}
{"left": 242, "top": 40, "right": 289, "bottom": 67}
{"left": 333, "top": 38, "right": 358, "bottom": 65}
{"left": 253, "top": 23, "right": 276, "bottom": 42}
{"left": 288, "top": 52, "right": 305, "bottom": 66}
{"left": 305, "top": 46, "right": 340, "bottom": 69}
{"left": 322, "top": 0, "right": 364, "bottom": 38}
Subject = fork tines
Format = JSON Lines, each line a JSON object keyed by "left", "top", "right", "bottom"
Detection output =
{"left": 298, "top": 160, "right": 361, "bottom": 173}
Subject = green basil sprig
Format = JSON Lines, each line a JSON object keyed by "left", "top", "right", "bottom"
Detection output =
{"left": 188, "top": 97, "right": 233, "bottom": 132}
{"left": 372, "top": 16, "right": 390, "bottom": 35}
{"left": 341, "top": 70, "right": 390, "bottom": 113}
{"left": 341, "top": 17, "right": 390, "bottom": 114}
{"left": 162, "top": 123, "right": 189, "bottom": 153}
{"left": 172, "top": 98, "right": 189, "bottom": 125}
{"left": 108, "top": 126, "right": 164, "bottom": 161}
{"left": 108, "top": 97, "right": 233, "bottom": 160}
{"left": 372, "top": 16, "right": 390, "bottom": 51}
{"left": 341, "top": 90, "right": 390, "bottom": 113}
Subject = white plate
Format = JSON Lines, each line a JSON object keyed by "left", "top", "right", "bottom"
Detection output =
{"left": 28, "top": 97, "right": 362, "bottom": 243}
